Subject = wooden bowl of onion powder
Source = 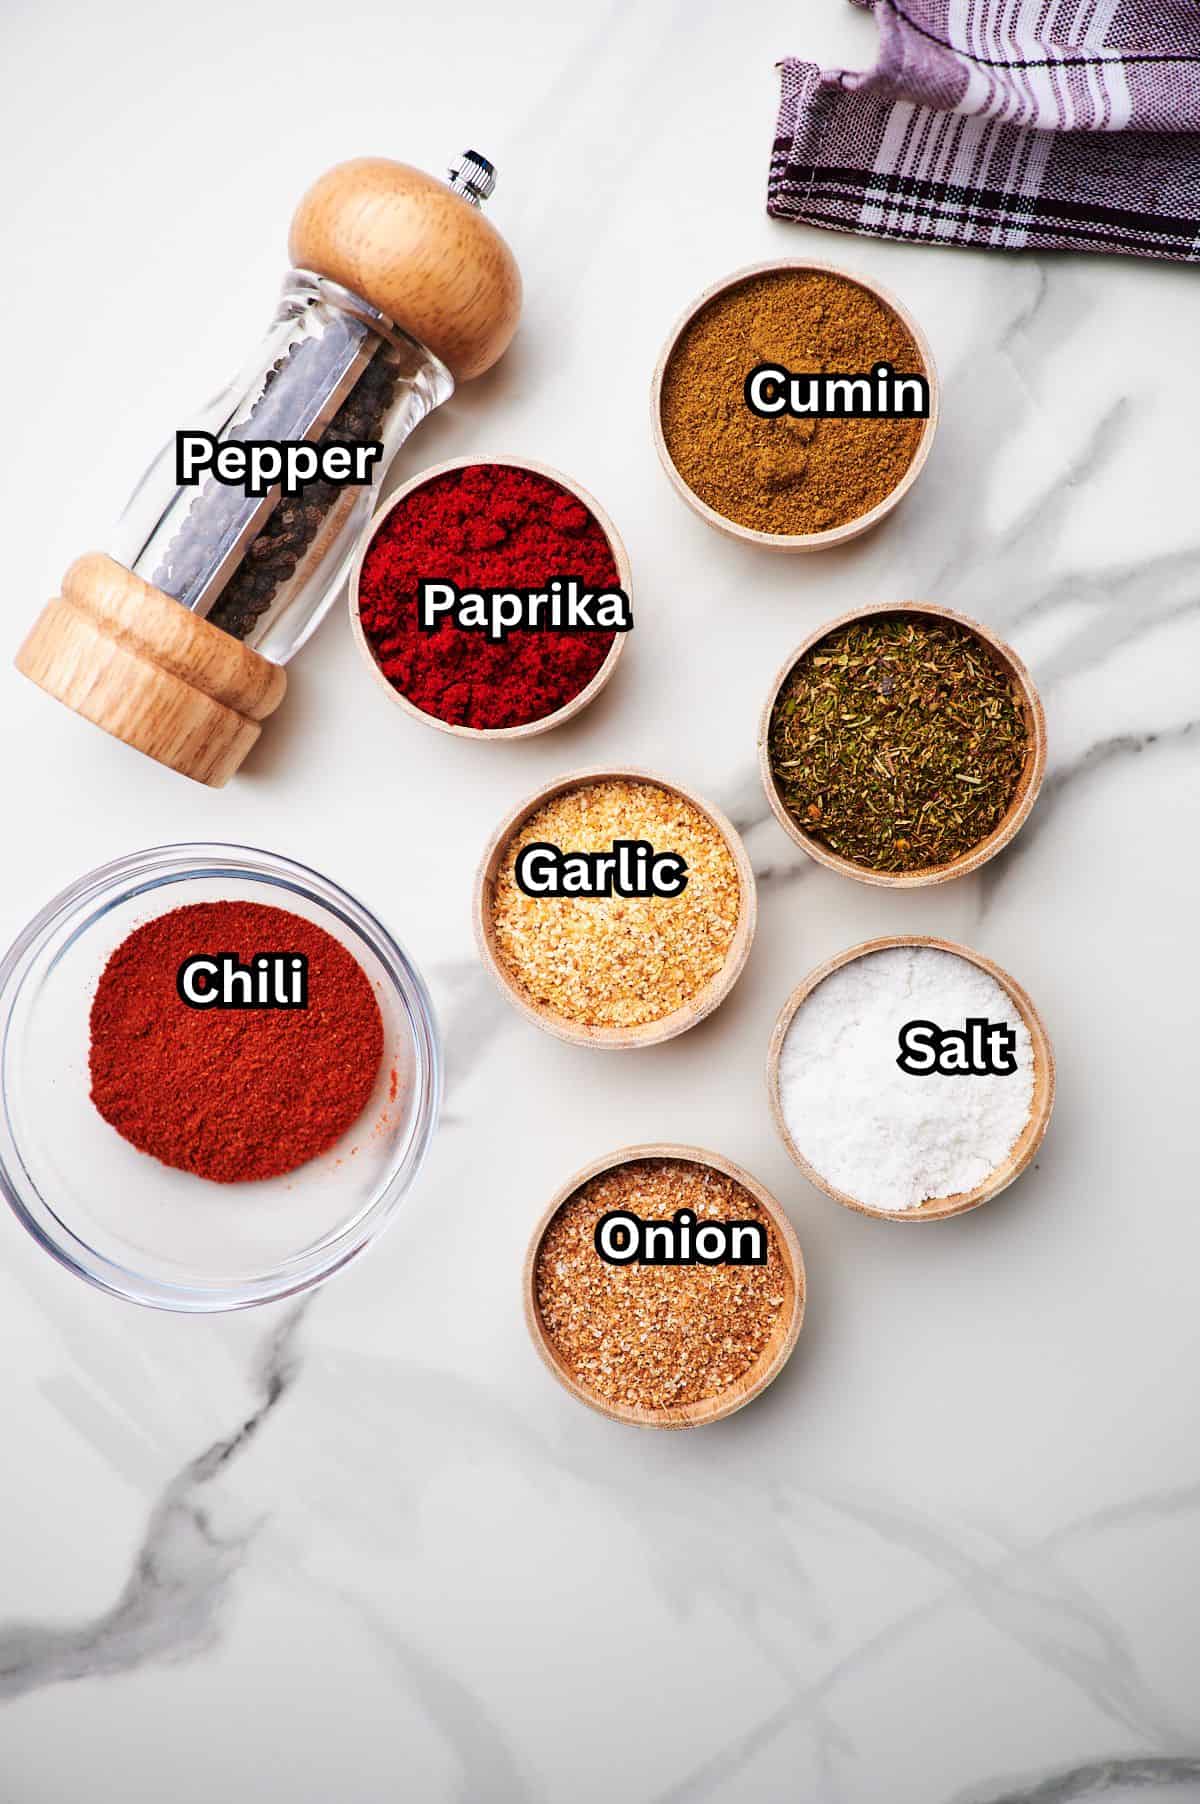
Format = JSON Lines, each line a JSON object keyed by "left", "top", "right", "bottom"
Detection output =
{"left": 525, "top": 1144, "right": 805, "bottom": 1427}
{"left": 767, "top": 936, "right": 1055, "bottom": 1222}
{"left": 474, "top": 767, "right": 756, "bottom": 1048}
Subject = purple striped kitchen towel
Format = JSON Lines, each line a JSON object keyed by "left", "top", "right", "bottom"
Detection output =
{"left": 769, "top": 0, "right": 1200, "bottom": 260}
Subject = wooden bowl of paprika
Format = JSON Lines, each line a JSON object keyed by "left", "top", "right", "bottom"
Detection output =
{"left": 349, "top": 456, "right": 632, "bottom": 739}
{"left": 758, "top": 601, "right": 1047, "bottom": 888}
{"left": 474, "top": 767, "right": 756, "bottom": 1049}
{"left": 651, "top": 259, "right": 938, "bottom": 551}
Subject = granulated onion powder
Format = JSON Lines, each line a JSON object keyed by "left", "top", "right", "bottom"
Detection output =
{"left": 777, "top": 946, "right": 1034, "bottom": 1212}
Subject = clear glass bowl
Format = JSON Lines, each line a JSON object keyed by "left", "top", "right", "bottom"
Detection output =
{"left": 0, "top": 844, "right": 441, "bottom": 1311}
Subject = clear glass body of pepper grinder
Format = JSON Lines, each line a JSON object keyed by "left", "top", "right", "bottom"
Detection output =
{"left": 16, "top": 152, "right": 521, "bottom": 786}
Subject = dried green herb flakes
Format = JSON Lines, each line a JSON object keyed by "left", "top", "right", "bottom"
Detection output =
{"left": 768, "top": 615, "right": 1028, "bottom": 873}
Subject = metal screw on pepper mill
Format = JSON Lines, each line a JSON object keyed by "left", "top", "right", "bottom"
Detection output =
{"left": 448, "top": 150, "right": 497, "bottom": 205}
{"left": 15, "top": 153, "right": 522, "bottom": 786}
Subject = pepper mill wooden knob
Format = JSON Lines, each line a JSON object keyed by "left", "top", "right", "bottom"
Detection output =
{"left": 289, "top": 155, "right": 522, "bottom": 379}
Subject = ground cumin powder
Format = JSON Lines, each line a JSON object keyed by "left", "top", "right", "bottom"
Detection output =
{"left": 660, "top": 268, "right": 927, "bottom": 536}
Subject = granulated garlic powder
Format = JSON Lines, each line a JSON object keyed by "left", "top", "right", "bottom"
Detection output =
{"left": 490, "top": 779, "right": 741, "bottom": 1029}
{"left": 778, "top": 946, "right": 1035, "bottom": 1211}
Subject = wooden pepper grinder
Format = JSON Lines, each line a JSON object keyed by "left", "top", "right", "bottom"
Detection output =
{"left": 17, "top": 152, "right": 521, "bottom": 785}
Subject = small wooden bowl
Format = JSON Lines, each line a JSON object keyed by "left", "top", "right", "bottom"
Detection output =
{"left": 524, "top": 1143, "right": 806, "bottom": 1428}
{"left": 348, "top": 456, "right": 631, "bottom": 739}
{"left": 766, "top": 935, "right": 1055, "bottom": 1222}
{"left": 759, "top": 601, "right": 1047, "bottom": 889}
{"left": 651, "top": 259, "right": 938, "bottom": 552}
{"left": 474, "top": 766, "right": 756, "bottom": 1049}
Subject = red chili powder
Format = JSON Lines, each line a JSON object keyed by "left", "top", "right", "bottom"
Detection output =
{"left": 89, "top": 901, "right": 384, "bottom": 1184}
{"left": 356, "top": 463, "right": 621, "bottom": 730}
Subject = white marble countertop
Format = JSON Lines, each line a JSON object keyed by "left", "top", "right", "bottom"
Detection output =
{"left": 2, "top": 2, "right": 1199, "bottom": 1800}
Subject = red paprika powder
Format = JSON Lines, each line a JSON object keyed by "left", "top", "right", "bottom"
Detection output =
{"left": 89, "top": 901, "right": 384, "bottom": 1184}
{"left": 356, "top": 463, "right": 622, "bottom": 730}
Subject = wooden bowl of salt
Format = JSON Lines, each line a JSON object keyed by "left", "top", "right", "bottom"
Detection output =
{"left": 766, "top": 935, "right": 1056, "bottom": 1223}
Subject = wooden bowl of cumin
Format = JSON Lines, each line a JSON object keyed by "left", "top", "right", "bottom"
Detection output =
{"left": 757, "top": 601, "right": 1046, "bottom": 889}
{"left": 651, "top": 259, "right": 939, "bottom": 551}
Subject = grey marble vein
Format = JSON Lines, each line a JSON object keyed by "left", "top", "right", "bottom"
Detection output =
{"left": 1045, "top": 722, "right": 1198, "bottom": 799}
{"left": 650, "top": 1470, "right": 1200, "bottom": 1804}
{"left": 922, "top": 386, "right": 1132, "bottom": 618}
{"left": 972, "top": 714, "right": 1198, "bottom": 924}
{"left": 806, "top": 1486, "right": 1190, "bottom": 1751}
{"left": 1007, "top": 545, "right": 1200, "bottom": 653}
{"left": 0, "top": 1302, "right": 307, "bottom": 1702}
{"left": 997, "top": 261, "right": 1051, "bottom": 354}
{"left": 431, "top": 955, "right": 515, "bottom": 1089}
{"left": 326, "top": 1589, "right": 538, "bottom": 1804}
{"left": 956, "top": 1756, "right": 1200, "bottom": 1803}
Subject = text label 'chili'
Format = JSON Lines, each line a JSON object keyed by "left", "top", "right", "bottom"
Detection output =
{"left": 176, "top": 953, "right": 309, "bottom": 1010}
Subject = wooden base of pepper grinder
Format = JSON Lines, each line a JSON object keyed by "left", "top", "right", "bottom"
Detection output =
{"left": 16, "top": 553, "right": 287, "bottom": 787}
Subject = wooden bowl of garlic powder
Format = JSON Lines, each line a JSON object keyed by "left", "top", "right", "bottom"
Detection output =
{"left": 474, "top": 767, "right": 756, "bottom": 1049}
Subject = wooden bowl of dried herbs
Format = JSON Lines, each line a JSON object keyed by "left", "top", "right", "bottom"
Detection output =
{"left": 758, "top": 603, "right": 1046, "bottom": 887}
{"left": 524, "top": 1144, "right": 805, "bottom": 1427}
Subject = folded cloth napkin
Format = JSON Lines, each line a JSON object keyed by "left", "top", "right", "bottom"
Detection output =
{"left": 769, "top": 0, "right": 1200, "bottom": 259}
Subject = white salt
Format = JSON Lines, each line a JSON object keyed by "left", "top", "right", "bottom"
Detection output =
{"left": 777, "top": 946, "right": 1035, "bottom": 1212}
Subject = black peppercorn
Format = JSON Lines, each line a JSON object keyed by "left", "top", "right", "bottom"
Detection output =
{"left": 207, "top": 348, "right": 400, "bottom": 641}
